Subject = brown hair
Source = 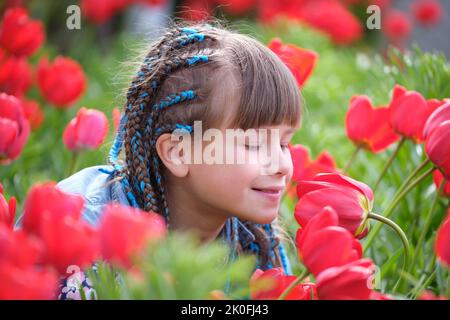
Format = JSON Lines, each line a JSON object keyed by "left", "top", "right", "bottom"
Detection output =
{"left": 110, "top": 19, "right": 302, "bottom": 270}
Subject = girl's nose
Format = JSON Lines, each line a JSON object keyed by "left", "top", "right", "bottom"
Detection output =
{"left": 260, "top": 144, "right": 293, "bottom": 177}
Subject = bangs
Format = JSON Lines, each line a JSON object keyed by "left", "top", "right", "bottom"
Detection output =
{"left": 223, "top": 34, "right": 302, "bottom": 130}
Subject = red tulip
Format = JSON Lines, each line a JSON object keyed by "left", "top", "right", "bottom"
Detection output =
{"left": 316, "top": 258, "right": 375, "bottom": 300}
{"left": 259, "top": 0, "right": 363, "bottom": 44}
{"left": 39, "top": 212, "right": 99, "bottom": 275}
{"left": 180, "top": 0, "right": 213, "bottom": 21}
{"left": 425, "top": 121, "right": 450, "bottom": 178}
{"left": 37, "top": 56, "right": 86, "bottom": 108}
{"left": 435, "top": 211, "right": 450, "bottom": 268}
{"left": 268, "top": 38, "right": 318, "bottom": 87}
{"left": 257, "top": 0, "right": 302, "bottom": 25}
{"left": 99, "top": 204, "right": 166, "bottom": 268}
{"left": 21, "top": 182, "right": 99, "bottom": 274}
{"left": 250, "top": 267, "right": 316, "bottom": 300}
{"left": 295, "top": 173, "right": 373, "bottom": 238}
{"left": 0, "top": 184, "right": 16, "bottom": 228}
{"left": 0, "top": 263, "right": 58, "bottom": 299}
{"left": 136, "top": 0, "right": 166, "bottom": 6}
{"left": 0, "top": 222, "right": 58, "bottom": 299}
{"left": 383, "top": 10, "right": 411, "bottom": 41}
{"left": 0, "top": 93, "right": 30, "bottom": 165}
{"left": 63, "top": 107, "right": 109, "bottom": 151}
{"left": 298, "top": 0, "right": 364, "bottom": 45}
{"left": 423, "top": 101, "right": 450, "bottom": 139}
{"left": 389, "top": 84, "right": 441, "bottom": 143}
{"left": 80, "top": 0, "right": 131, "bottom": 24}
{"left": 418, "top": 290, "right": 447, "bottom": 300}
{"left": 0, "top": 224, "right": 43, "bottom": 269}
{"left": 369, "top": 0, "right": 392, "bottom": 8}
{"left": 370, "top": 291, "right": 392, "bottom": 300}
{"left": 287, "top": 144, "right": 336, "bottom": 200}
{"left": 20, "top": 98, "right": 44, "bottom": 130}
{"left": 412, "top": 0, "right": 442, "bottom": 27}
{"left": 346, "top": 95, "right": 400, "bottom": 153}
{"left": 0, "top": 48, "right": 33, "bottom": 96}
{"left": 296, "top": 207, "right": 362, "bottom": 276}
{"left": 22, "top": 182, "right": 85, "bottom": 237}
{"left": 433, "top": 170, "right": 450, "bottom": 198}
{"left": 0, "top": 7, "right": 45, "bottom": 57}
{"left": 215, "top": 0, "right": 256, "bottom": 15}
{"left": 289, "top": 144, "right": 336, "bottom": 183}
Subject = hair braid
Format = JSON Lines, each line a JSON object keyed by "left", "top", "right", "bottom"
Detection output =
{"left": 119, "top": 25, "right": 217, "bottom": 224}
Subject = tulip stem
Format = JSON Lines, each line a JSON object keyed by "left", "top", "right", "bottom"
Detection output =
{"left": 67, "top": 152, "right": 79, "bottom": 177}
{"left": 368, "top": 212, "right": 410, "bottom": 284}
{"left": 410, "top": 255, "right": 436, "bottom": 299}
{"left": 447, "top": 273, "right": 450, "bottom": 300}
{"left": 343, "top": 147, "right": 361, "bottom": 174}
{"left": 277, "top": 269, "right": 310, "bottom": 300}
{"left": 373, "top": 138, "right": 406, "bottom": 193}
{"left": 363, "top": 164, "right": 435, "bottom": 253}
{"left": 410, "top": 181, "right": 445, "bottom": 273}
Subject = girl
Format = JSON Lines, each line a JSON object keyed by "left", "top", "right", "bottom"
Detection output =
{"left": 55, "top": 20, "right": 302, "bottom": 299}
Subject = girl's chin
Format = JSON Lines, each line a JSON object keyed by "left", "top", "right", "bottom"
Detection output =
{"left": 241, "top": 210, "right": 278, "bottom": 225}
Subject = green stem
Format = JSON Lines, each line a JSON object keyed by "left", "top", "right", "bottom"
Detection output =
{"left": 413, "top": 270, "right": 437, "bottom": 300}
{"left": 66, "top": 152, "right": 80, "bottom": 177}
{"left": 277, "top": 269, "right": 310, "bottom": 300}
{"left": 368, "top": 212, "right": 410, "bottom": 276}
{"left": 410, "top": 181, "right": 445, "bottom": 272}
{"left": 447, "top": 272, "right": 450, "bottom": 299}
{"left": 343, "top": 146, "right": 361, "bottom": 174}
{"left": 411, "top": 256, "right": 436, "bottom": 299}
{"left": 386, "top": 158, "right": 431, "bottom": 203}
{"left": 363, "top": 165, "right": 435, "bottom": 253}
{"left": 373, "top": 138, "right": 406, "bottom": 193}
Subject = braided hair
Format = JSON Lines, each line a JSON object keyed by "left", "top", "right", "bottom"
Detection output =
{"left": 108, "top": 20, "right": 302, "bottom": 272}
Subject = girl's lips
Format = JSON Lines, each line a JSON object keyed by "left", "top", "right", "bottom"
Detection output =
{"left": 251, "top": 187, "right": 283, "bottom": 202}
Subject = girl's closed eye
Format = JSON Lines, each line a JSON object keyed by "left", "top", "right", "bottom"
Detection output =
{"left": 245, "top": 142, "right": 289, "bottom": 151}
{"left": 245, "top": 143, "right": 262, "bottom": 151}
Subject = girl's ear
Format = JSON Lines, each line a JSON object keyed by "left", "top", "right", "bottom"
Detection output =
{"left": 155, "top": 133, "right": 189, "bottom": 178}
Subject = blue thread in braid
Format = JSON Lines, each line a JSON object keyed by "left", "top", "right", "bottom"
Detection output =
{"left": 181, "top": 27, "right": 199, "bottom": 34}
{"left": 154, "top": 167, "right": 169, "bottom": 218}
{"left": 119, "top": 173, "right": 139, "bottom": 208}
{"left": 278, "top": 242, "right": 292, "bottom": 275}
{"left": 175, "top": 32, "right": 205, "bottom": 47}
{"left": 175, "top": 123, "right": 193, "bottom": 133}
{"left": 151, "top": 124, "right": 192, "bottom": 147}
{"left": 225, "top": 219, "right": 231, "bottom": 243}
{"left": 249, "top": 242, "right": 261, "bottom": 269}
{"left": 232, "top": 217, "right": 239, "bottom": 248}
{"left": 153, "top": 90, "right": 196, "bottom": 111}
{"left": 264, "top": 224, "right": 275, "bottom": 269}
{"left": 142, "top": 54, "right": 209, "bottom": 100}
{"left": 186, "top": 55, "right": 208, "bottom": 66}
{"left": 223, "top": 219, "right": 232, "bottom": 295}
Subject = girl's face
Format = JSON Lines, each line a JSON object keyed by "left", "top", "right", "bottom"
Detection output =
{"left": 185, "top": 123, "right": 297, "bottom": 224}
